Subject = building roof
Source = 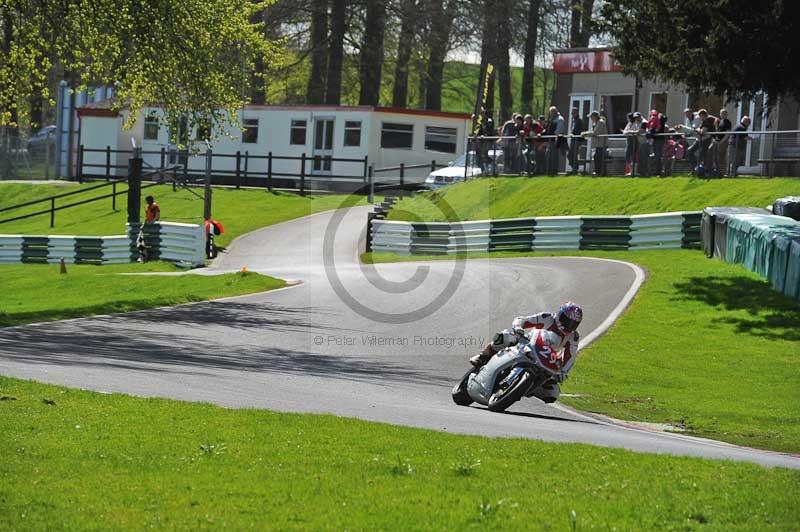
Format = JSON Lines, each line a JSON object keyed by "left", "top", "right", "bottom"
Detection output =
{"left": 240, "top": 104, "right": 470, "bottom": 120}
{"left": 75, "top": 102, "right": 471, "bottom": 120}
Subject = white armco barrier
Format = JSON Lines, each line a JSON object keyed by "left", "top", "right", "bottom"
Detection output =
{"left": 370, "top": 211, "right": 702, "bottom": 254}
{"left": 128, "top": 221, "right": 206, "bottom": 267}
{"left": 0, "top": 221, "right": 206, "bottom": 266}
{"left": 0, "top": 234, "right": 135, "bottom": 264}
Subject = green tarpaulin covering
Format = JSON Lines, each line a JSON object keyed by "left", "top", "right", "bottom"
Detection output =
{"left": 784, "top": 240, "right": 800, "bottom": 302}
{"left": 725, "top": 214, "right": 800, "bottom": 301}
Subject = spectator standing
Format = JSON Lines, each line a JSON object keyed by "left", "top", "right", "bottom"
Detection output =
{"left": 648, "top": 113, "right": 668, "bottom": 176}
{"left": 138, "top": 195, "right": 161, "bottom": 262}
{"left": 638, "top": 113, "right": 653, "bottom": 176}
{"left": 662, "top": 131, "right": 677, "bottom": 177}
{"left": 476, "top": 108, "right": 495, "bottom": 173}
{"left": 545, "top": 106, "right": 566, "bottom": 175}
{"left": 696, "top": 109, "right": 717, "bottom": 175}
{"left": 582, "top": 110, "right": 608, "bottom": 176}
{"left": 501, "top": 114, "right": 520, "bottom": 173}
{"left": 678, "top": 107, "right": 702, "bottom": 169}
{"left": 715, "top": 108, "right": 732, "bottom": 176}
{"left": 728, "top": 115, "right": 753, "bottom": 177}
{"left": 534, "top": 115, "right": 548, "bottom": 175}
{"left": 145, "top": 195, "right": 161, "bottom": 223}
{"left": 519, "top": 114, "right": 534, "bottom": 174}
{"left": 567, "top": 107, "right": 584, "bottom": 174}
{"left": 675, "top": 135, "right": 686, "bottom": 162}
{"left": 623, "top": 112, "right": 642, "bottom": 176}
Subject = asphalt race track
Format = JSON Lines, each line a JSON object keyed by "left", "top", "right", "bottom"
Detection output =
{"left": 1, "top": 205, "right": 798, "bottom": 469}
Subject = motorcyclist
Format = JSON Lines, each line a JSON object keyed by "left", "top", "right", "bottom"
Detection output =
{"left": 469, "top": 301, "right": 583, "bottom": 403}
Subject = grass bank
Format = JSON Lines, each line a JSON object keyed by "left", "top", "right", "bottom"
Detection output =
{"left": 364, "top": 249, "right": 800, "bottom": 454}
{"left": 0, "top": 262, "right": 285, "bottom": 327}
{"left": 1, "top": 376, "right": 798, "bottom": 530}
{"left": 0, "top": 183, "right": 360, "bottom": 247}
{"left": 386, "top": 176, "right": 799, "bottom": 222}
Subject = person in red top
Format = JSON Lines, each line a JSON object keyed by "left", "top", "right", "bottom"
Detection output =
{"left": 145, "top": 195, "right": 160, "bottom": 223}
{"left": 469, "top": 302, "right": 583, "bottom": 403}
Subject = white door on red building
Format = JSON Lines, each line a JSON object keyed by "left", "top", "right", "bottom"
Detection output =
{"left": 567, "top": 94, "right": 593, "bottom": 172}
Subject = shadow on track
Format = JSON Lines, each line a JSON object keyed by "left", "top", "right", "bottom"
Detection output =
{"left": 0, "top": 302, "right": 450, "bottom": 386}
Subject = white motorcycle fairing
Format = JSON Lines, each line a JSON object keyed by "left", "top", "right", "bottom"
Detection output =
{"left": 465, "top": 330, "right": 564, "bottom": 407}
{"left": 466, "top": 344, "right": 535, "bottom": 406}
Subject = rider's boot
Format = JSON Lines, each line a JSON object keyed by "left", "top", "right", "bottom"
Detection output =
{"left": 469, "top": 345, "right": 496, "bottom": 367}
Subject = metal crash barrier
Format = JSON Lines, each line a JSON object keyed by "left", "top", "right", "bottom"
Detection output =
{"left": 370, "top": 212, "right": 702, "bottom": 255}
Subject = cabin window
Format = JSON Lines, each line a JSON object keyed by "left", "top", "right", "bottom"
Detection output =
{"left": 242, "top": 118, "right": 259, "bottom": 144}
{"left": 381, "top": 122, "right": 413, "bottom": 149}
{"left": 344, "top": 121, "right": 361, "bottom": 147}
{"left": 290, "top": 120, "right": 307, "bottom": 145}
{"left": 143, "top": 113, "right": 159, "bottom": 141}
{"left": 424, "top": 126, "right": 457, "bottom": 153}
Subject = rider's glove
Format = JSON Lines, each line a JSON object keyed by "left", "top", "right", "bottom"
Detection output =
{"left": 556, "top": 372, "right": 568, "bottom": 383}
{"left": 513, "top": 328, "right": 527, "bottom": 341}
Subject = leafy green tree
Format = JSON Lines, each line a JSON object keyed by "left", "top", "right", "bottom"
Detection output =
{"left": 600, "top": 1, "right": 799, "bottom": 101}
{"left": 0, "top": 0, "right": 282, "bottom": 134}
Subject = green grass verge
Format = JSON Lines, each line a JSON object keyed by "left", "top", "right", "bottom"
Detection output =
{"left": 0, "top": 262, "right": 286, "bottom": 327}
{"left": 1, "top": 376, "right": 798, "bottom": 530}
{"left": 364, "top": 249, "right": 800, "bottom": 454}
{"left": 386, "top": 176, "right": 800, "bottom": 222}
{"left": 0, "top": 183, "right": 361, "bottom": 247}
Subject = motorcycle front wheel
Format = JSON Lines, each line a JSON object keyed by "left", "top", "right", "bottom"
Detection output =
{"left": 488, "top": 369, "right": 533, "bottom": 412}
{"left": 451, "top": 368, "right": 478, "bottom": 406}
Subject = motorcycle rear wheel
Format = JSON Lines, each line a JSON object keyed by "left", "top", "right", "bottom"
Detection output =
{"left": 451, "top": 368, "right": 478, "bottom": 406}
{"left": 488, "top": 370, "right": 533, "bottom": 412}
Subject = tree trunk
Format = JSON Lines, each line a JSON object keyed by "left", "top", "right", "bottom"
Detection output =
{"left": 569, "top": 0, "right": 581, "bottom": 48}
{"left": 480, "top": 0, "right": 497, "bottom": 117}
{"left": 496, "top": 0, "right": 513, "bottom": 121}
{"left": 579, "top": 0, "right": 594, "bottom": 47}
{"left": 325, "top": 0, "right": 347, "bottom": 105}
{"left": 521, "top": 0, "right": 542, "bottom": 115}
{"left": 540, "top": 67, "right": 549, "bottom": 116}
{"left": 306, "top": 0, "right": 328, "bottom": 104}
{"left": 250, "top": 8, "right": 267, "bottom": 104}
{"left": 358, "top": 0, "right": 387, "bottom": 106}
{"left": 392, "top": 0, "right": 417, "bottom": 108}
{"left": 424, "top": 0, "right": 454, "bottom": 111}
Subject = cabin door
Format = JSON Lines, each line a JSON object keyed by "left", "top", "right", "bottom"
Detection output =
{"left": 566, "top": 94, "right": 593, "bottom": 172}
{"left": 312, "top": 117, "right": 334, "bottom": 176}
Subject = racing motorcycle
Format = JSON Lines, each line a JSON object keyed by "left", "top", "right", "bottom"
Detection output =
{"left": 451, "top": 329, "right": 564, "bottom": 413}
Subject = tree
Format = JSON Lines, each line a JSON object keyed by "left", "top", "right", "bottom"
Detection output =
{"left": 520, "top": 0, "right": 543, "bottom": 114}
{"left": 0, "top": 0, "right": 282, "bottom": 136}
{"left": 392, "top": 0, "right": 418, "bottom": 108}
{"left": 325, "top": 0, "right": 347, "bottom": 104}
{"left": 424, "top": 0, "right": 456, "bottom": 111}
{"left": 495, "top": 0, "right": 514, "bottom": 120}
{"left": 600, "top": 0, "right": 800, "bottom": 101}
{"left": 306, "top": 0, "right": 328, "bottom": 104}
{"left": 358, "top": 0, "right": 387, "bottom": 106}
{"left": 569, "top": 0, "right": 593, "bottom": 48}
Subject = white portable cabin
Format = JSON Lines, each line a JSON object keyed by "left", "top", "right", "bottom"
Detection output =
{"left": 77, "top": 104, "right": 471, "bottom": 183}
